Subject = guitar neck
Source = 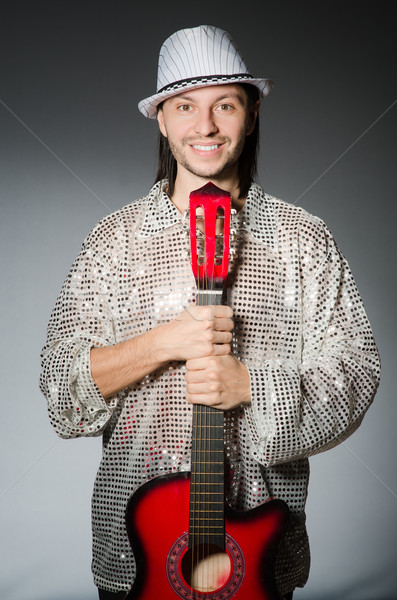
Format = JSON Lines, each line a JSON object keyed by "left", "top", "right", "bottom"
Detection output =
{"left": 187, "top": 182, "right": 231, "bottom": 553}
{"left": 188, "top": 288, "right": 225, "bottom": 551}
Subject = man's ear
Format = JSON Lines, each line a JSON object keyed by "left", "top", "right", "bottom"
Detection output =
{"left": 157, "top": 108, "right": 167, "bottom": 138}
{"left": 246, "top": 100, "right": 261, "bottom": 135}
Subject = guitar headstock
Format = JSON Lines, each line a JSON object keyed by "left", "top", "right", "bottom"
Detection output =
{"left": 188, "top": 182, "right": 231, "bottom": 290}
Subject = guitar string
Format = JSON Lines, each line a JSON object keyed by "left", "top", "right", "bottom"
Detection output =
{"left": 203, "top": 206, "right": 210, "bottom": 594}
{"left": 200, "top": 207, "right": 208, "bottom": 597}
{"left": 206, "top": 203, "right": 223, "bottom": 594}
{"left": 199, "top": 205, "right": 209, "bottom": 596}
{"left": 192, "top": 205, "right": 207, "bottom": 598}
{"left": 205, "top": 224, "right": 211, "bottom": 593}
{"left": 210, "top": 206, "right": 218, "bottom": 592}
{"left": 215, "top": 206, "right": 225, "bottom": 591}
{"left": 191, "top": 205, "right": 199, "bottom": 599}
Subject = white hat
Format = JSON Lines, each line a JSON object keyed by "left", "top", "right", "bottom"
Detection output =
{"left": 138, "top": 25, "right": 273, "bottom": 119}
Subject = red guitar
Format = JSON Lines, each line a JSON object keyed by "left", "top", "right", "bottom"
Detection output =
{"left": 125, "top": 183, "right": 289, "bottom": 599}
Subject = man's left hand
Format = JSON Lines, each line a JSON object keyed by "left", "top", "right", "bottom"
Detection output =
{"left": 185, "top": 354, "right": 251, "bottom": 410}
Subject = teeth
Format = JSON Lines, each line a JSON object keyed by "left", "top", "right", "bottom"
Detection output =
{"left": 192, "top": 144, "right": 219, "bottom": 151}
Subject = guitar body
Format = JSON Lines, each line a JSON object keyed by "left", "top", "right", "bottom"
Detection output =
{"left": 125, "top": 472, "right": 289, "bottom": 600}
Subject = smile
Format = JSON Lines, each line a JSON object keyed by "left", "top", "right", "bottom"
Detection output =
{"left": 191, "top": 144, "right": 221, "bottom": 151}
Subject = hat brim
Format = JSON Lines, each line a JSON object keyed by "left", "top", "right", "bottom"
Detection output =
{"left": 138, "top": 75, "right": 273, "bottom": 119}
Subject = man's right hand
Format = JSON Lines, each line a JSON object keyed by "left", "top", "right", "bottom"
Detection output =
{"left": 158, "top": 304, "right": 234, "bottom": 362}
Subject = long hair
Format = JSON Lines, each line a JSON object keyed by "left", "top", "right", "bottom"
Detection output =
{"left": 154, "top": 83, "right": 260, "bottom": 199}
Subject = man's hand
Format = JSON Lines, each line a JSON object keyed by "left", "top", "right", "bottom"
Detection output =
{"left": 185, "top": 353, "right": 251, "bottom": 410}
{"left": 91, "top": 303, "right": 234, "bottom": 399}
{"left": 159, "top": 304, "right": 234, "bottom": 362}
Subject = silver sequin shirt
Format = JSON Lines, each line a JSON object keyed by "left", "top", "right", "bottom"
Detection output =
{"left": 40, "top": 180, "right": 380, "bottom": 595}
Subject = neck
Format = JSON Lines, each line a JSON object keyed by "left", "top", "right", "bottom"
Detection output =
{"left": 169, "top": 169, "right": 245, "bottom": 214}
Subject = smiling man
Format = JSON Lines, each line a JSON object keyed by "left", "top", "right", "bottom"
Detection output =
{"left": 40, "top": 25, "right": 380, "bottom": 600}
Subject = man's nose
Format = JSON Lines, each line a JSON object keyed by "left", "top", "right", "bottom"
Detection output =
{"left": 194, "top": 110, "right": 219, "bottom": 136}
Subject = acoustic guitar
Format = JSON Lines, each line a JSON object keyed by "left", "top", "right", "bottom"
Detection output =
{"left": 125, "top": 182, "right": 289, "bottom": 599}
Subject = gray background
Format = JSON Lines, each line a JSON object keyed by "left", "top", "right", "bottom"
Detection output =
{"left": 1, "top": 1, "right": 396, "bottom": 599}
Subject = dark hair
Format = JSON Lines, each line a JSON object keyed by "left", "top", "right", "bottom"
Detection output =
{"left": 154, "top": 83, "right": 260, "bottom": 199}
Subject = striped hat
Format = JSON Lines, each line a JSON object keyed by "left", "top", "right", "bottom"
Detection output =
{"left": 138, "top": 25, "right": 273, "bottom": 119}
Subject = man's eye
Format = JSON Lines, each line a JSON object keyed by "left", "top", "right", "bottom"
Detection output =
{"left": 178, "top": 104, "right": 192, "bottom": 112}
{"left": 218, "top": 104, "right": 233, "bottom": 111}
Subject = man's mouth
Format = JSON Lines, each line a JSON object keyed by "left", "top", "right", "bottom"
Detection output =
{"left": 191, "top": 144, "right": 221, "bottom": 152}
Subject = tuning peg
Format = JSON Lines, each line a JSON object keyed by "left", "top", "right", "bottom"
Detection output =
{"left": 229, "top": 230, "right": 237, "bottom": 243}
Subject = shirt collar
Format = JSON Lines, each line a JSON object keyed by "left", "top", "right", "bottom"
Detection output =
{"left": 235, "top": 182, "right": 278, "bottom": 251}
{"left": 138, "top": 180, "right": 278, "bottom": 251}
{"left": 138, "top": 180, "right": 181, "bottom": 238}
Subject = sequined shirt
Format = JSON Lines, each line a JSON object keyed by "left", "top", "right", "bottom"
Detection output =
{"left": 40, "top": 180, "right": 380, "bottom": 595}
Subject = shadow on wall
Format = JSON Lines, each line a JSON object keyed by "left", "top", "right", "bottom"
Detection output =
{"left": 295, "top": 567, "right": 396, "bottom": 600}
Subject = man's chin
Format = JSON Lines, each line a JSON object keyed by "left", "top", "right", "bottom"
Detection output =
{"left": 182, "top": 163, "right": 236, "bottom": 181}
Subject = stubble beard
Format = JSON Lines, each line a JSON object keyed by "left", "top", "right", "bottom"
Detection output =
{"left": 168, "top": 136, "right": 246, "bottom": 180}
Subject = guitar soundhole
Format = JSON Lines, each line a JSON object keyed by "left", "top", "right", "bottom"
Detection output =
{"left": 181, "top": 543, "right": 231, "bottom": 592}
{"left": 167, "top": 533, "right": 245, "bottom": 599}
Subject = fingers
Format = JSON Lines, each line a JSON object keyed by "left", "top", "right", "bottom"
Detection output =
{"left": 184, "top": 304, "right": 233, "bottom": 323}
{"left": 212, "top": 341, "right": 232, "bottom": 354}
{"left": 188, "top": 342, "right": 231, "bottom": 361}
{"left": 187, "top": 381, "right": 220, "bottom": 394}
{"left": 164, "top": 304, "right": 233, "bottom": 363}
{"left": 186, "top": 355, "right": 221, "bottom": 373}
{"left": 185, "top": 355, "right": 250, "bottom": 410}
{"left": 213, "top": 317, "right": 234, "bottom": 332}
{"left": 182, "top": 304, "right": 233, "bottom": 347}
{"left": 206, "top": 329, "right": 233, "bottom": 344}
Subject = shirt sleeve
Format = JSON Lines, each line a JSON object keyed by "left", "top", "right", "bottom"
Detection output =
{"left": 39, "top": 233, "right": 119, "bottom": 439}
{"left": 243, "top": 220, "right": 381, "bottom": 467}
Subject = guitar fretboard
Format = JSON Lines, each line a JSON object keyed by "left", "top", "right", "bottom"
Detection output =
{"left": 189, "top": 288, "right": 225, "bottom": 550}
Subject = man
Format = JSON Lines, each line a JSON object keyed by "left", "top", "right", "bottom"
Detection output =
{"left": 40, "top": 25, "right": 380, "bottom": 599}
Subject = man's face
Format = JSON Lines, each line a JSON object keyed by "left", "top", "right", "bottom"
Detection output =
{"left": 157, "top": 84, "right": 259, "bottom": 182}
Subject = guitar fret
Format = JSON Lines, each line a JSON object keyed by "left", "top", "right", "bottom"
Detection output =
{"left": 197, "top": 290, "right": 223, "bottom": 295}
{"left": 191, "top": 483, "right": 223, "bottom": 486}
{"left": 190, "top": 520, "right": 223, "bottom": 524}
{"left": 190, "top": 520, "right": 224, "bottom": 524}
{"left": 191, "top": 454, "right": 223, "bottom": 458}
{"left": 194, "top": 471, "right": 223, "bottom": 476}
{"left": 190, "top": 525, "right": 224, "bottom": 528}
{"left": 189, "top": 517, "right": 225, "bottom": 521}
{"left": 189, "top": 509, "right": 224, "bottom": 514}
{"left": 189, "top": 438, "right": 223, "bottom": 452}
{"left": 191, "top": 473, "right": 222, "bottom": 477}
{"left": 193, "top": 430, "right": 223, "bottom": 434}
{"left": 191, "top": 490, "right": 224, "bottom": 494}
